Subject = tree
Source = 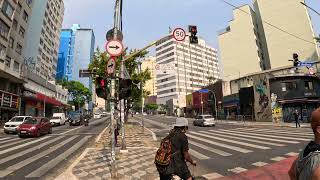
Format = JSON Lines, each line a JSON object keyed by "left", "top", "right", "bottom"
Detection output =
{"left": 145, "top": 103, "right": 159, "bottom": 114}
{"left": 89, "top": 48, "right": 151, "bottom": 122}
{"left": 59, "top": 80, "right": 91, "bottom": 111}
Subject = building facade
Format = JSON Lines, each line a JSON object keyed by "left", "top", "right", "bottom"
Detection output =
{"left": 0, "top": 0, "right": 34, "bottom": 122}
{"left": 218, "top": 5, "right": 270, "bottom": 80}
{"left": 141, "top": 56, "right": 157, "bottom": 96}
{"left": 254, "top": 0, "right": 319, "bottom": 68}
{"left": 156, "top": 34, "right": 220, "bottom": 109}
{"left": 23, "top": 0, "right": 64, "bottom": 81}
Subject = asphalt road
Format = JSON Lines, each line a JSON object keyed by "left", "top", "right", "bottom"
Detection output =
{"left": 0, "top": 117, "right": 109, "bottom": 180}
{"left": 136, "top": 115, "right": 311, "bottom": 178}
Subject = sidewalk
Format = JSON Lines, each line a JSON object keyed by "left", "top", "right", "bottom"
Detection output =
{"left": 56, "top": 119, "right": 160, "bottom": 180}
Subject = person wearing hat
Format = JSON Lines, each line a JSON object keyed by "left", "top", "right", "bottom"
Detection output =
{"left": 160, "top": 118, "right": 196, "bottom": 180}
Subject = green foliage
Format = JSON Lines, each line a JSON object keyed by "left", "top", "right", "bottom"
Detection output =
{"left": 145, "top": 103, "right": 159, "bottom": 111}
{"left": 59, "top": 80, "right": 91, "bottom": 108}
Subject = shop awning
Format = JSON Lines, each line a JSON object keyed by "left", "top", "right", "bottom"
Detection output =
{"left": 36, "top": 93, "right": 63, "bottom": 106}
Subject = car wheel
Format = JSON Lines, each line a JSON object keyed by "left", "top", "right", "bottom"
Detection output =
{"left": 19, "top": 135, "right": 24, "bottom": 138}
{"left": 49, "top": 127, "right": 52, "bottom": 134}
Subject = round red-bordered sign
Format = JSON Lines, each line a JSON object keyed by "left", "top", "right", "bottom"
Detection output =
{"left": 105, "top": 40, "right": 124, "bottom": 57}
{"left": 173, "top": 28, "right": 186, "bottom": 42}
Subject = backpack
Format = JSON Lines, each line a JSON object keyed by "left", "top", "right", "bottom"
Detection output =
{"left": 155, "top": 130, "right": 178, "bottom": 174}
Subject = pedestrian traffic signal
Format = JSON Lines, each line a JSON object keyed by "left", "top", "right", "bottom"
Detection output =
{"left": 95, "top": 77, "right": 110, "bottom": 99}
{"left": 119, "top": 79, "right": 132, "bottom": 100}
{"left": 189, "top": 25, "right": 198, "bottom": 44}
{"left": 293, "top": 53, "right": 300, "bottom": 67}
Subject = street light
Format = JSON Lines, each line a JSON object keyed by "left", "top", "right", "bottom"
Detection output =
{"left": 197, "top": 89, "right": 218, "bottom": 120}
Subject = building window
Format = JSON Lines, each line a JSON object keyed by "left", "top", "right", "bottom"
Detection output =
{"left": 0, "top": 19, "right": 10, "bottom": 39}
{"left": 5, "top": 56, "right": 10, "bottom": 67}
{"left": 0, "top": 43, "right": 6, "bottom": 58}
{"left": 2, "top": 0, "right": 14, "bottom": 19}
{"left": 281, "top": 82, "right": 297, "bottom": 91}
{"left": 12, "top": 19, "right": 17, "bottom": 31}
{"left": 26, "top": 0, "right": 33, "bottom": 7}
{"left": 19, "top": 26, "right": 25, "bottom": 38}
{"left": 13, "top": 61, "right": 19, "bottom": 72}
{"left": 22, "top": 11, "right": 29, "bottom": 22}
{"left": 16, "top": 3, "right": 22, "bottom": 14}
{"left": 305, "top": 81, "right": 314, "bottom": 90}
{"left": 16, "top": 43, "right": 22, "bottom": 54}
{"left": 9, "top": 37, "right": 14, "bottom": 48}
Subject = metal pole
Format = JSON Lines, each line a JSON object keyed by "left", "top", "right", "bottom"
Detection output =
{"left": 139, "top": 62, "right": 144, "bottom": 130}
{"left": 201, "top": 93, "right": 203, "bottom": 115}
{"left": 120, "top": 49, "right": 126, "bottom": 151}
{"left": 44, "top": 75, "right": 47, "bottom": 117}
{"left": 209, "top": 90, "right": 218, "bottom": 120}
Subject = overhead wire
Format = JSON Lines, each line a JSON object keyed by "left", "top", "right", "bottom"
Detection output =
{"left": 219, "top": 0, "right": 317, "bottom": 45}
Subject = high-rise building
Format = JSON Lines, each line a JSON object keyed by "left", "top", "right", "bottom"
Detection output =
{"left": 253, "top": 0, "right": 319, "bottom": 68}
{"left": 156, "top": 35, "right": 220, "bottom": 108}
{"left": 218, "top": 5, "right": 270, "bottom": 80}
{"left": 57, "top": 25, "right": 95, "bottom": 110}
{"left": 23, "top": 0, "right": 64, "bottom": 81}
{"left": 0, "top": 0, "right": 34, "bottom": 121}
{"left": 141, "top": 56, "right": 157, "bottom": 96}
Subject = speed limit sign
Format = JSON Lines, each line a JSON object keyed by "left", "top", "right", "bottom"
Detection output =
{"left": 173, "top": 28, "right": 186, "bottom": 42}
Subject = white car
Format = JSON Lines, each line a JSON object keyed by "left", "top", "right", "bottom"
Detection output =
{"left": 4, "top": 116, "right": 32, "bottom": 134}
{"left": 94, "top": 113, "right": 101, "bottom": 119}
{"left": 50, "top": 113, "right": 66, "bottom": 126}
{"left": 193, "top": 115, "right": 215, "bottom": 127}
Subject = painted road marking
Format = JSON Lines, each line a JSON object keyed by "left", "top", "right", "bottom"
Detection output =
{"left": 0, "top": 136, "right": 78, "bottom": 177}
{"left": 26, "top": 136, "right": 90, "bottom": 178}
{"left": 271, "top": 156, "right": 286, "bottom": 161}
{"left": 0, "top": 136, "right": 51, "bottom": 155}
{"left": 0, "top": 136, "right": 65, "bottom": 165}
{"left": 188, "top": 149, "right": 210, "bottom": 160}
{"left": 0, "top": 138, "right": 30, "bottom": 150}
{"left": 187, "top": 134, "right": 252, "bottom": 153}
{"left": 252, "top": 161, "right": 268, "bottom": 167}
{"left": 235, "top": 128, "right": 313, "bottom": 137}
{"left": 210, "top": 130, "right": 299, "bottom": 144}
{"left": 285, "top": 152, "right": 299, "bottom": 156}
{"left": 202, "top": 172, "right": 224, "bottom": 179}
{"left": 0, "top": 137, "right": 22, "bottom": 145}
{"left": 218, "top": 129, "right": 309, "bottom": 141}
{"left": 201, "top": 131, "right": 285, "bottom": 147}
{"left": 0, "top": 137, "right": 12, "bottom": 141}
{"left": 228, "top": 167, "right": 247, "bottom": 173}
{"left": 190, "top": 131, "right": 270, "bottom": 150}
{"left": 188, "top": 140, "right": 232, "bottom": 156}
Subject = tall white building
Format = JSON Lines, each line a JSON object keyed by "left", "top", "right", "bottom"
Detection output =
{"left": 156, "top": 35, "right": 220, "bottom": 108}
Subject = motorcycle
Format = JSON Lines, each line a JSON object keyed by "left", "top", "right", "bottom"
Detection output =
{"left": 84, "top": 118, "right": 89, "bottom": 126}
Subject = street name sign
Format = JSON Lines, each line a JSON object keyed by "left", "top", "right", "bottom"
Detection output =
{"left": 105, "top": 40, "right": 124, "bottom": 57}
{"left": 107, "top": 58, "right": 116, "bottom": 75}
{"left": 173, "top": 28, "right": 186, "bottom": 42}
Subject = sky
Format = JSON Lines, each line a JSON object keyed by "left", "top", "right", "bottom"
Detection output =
{"left": 62, "top": 0, "right": 320, "bottom": 54}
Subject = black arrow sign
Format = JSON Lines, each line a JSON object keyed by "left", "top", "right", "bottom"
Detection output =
{"left": 108, "top": 63, "right": 114, "bottom": 68}
{"left": 109, "top": 45, "right": 120, "bottom": 50}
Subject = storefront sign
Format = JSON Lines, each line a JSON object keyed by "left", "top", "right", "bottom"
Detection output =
{"left": 23, "top": 91, "right": 37, "bottom": 98}
{"left": 0, "top": 90, "right": 19, "bottom": 109}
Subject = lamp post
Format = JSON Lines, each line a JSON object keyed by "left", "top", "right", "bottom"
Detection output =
{"left": 198, "top": 89, "right": 218, "bottom": 120}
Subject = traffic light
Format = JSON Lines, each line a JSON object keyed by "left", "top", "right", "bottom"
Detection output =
{"left": 189, "top": 25, "right": 198, "bottom": 44}
{"left": 95, "top": 77, "right": 109, "bottom": 99}
{"left": 119, "top": 79, "right": 132, "bottom": 100}
{"left": 293, "top": 53, "right": 300, "bottom": 67}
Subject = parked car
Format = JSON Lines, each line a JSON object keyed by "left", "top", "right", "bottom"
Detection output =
{"left": 17, "top": 117, "right": 52, "bottom": 137}
{"left": 69, "top": 113, "right": 84, "bottom": 126}
{"left": 94, "top": 113, "right": 101, "bottom": 119}
{"left": 50, "top": 113, "right": 66, "bottom": 126}
{"left": 193, "top": 115, "right": 215, "bottom": 127}
{"left": 4, "top": 116, "right": 32, "bottom": 134}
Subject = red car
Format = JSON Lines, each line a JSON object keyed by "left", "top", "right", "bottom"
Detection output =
{"left": 17, "top": 117, "right": 52, "bottom": 138}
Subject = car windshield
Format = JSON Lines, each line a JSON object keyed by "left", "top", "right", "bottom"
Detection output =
{"left": 23, "top": 118, "right": 39, "bottom": 124}
{"left": 10, "top": 117, "right": 25, "bottom": 122}
{"left": 203, "top": 115, "right": 213, "bottom": 119}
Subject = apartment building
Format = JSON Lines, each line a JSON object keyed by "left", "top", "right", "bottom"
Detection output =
{"left": 156, "top": 35, "right": 220, "bottom": 108}
{"left": 0, "top": 0, "right": 34, "bottom": 122}
{"left": 23, "top": 0, "right": 64, "bottom": 81}
{"left": 141, "top": 56, "right": 157, "bottom": 96}
{"left": 219, "top": 5, "right": 270, "bottom": 80}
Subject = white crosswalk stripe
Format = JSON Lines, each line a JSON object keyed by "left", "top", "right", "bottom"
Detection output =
{"left": 0, "top": 137, "right": 13, "bottom": 141}
{"left": 188, "top": 149, "right": 210, "bottom": 160}
{"left": 235, "top": 128, "right": 313, "bottom": 136}
{"left": 0, "top": 138, "right": 33, "bottom": 150}
{"left": 0, "top": 135, "right": 79, "bottom": 177}
{"left": 189, "top": 140, "right": 232, "bottom": 156}
{"left": 190, "top": 131, "right": 270, "bottom": 150}
{"left": 0, "top": 137, "right": 22, "bottom": 145}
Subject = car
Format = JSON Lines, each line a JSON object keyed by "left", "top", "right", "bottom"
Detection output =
{"left": 69, "top": 113, "right": 84, "bottom": 126}
{"left": 17, "top": 117, "right": 52, "bottom": 137}
{"left": 4, "top": 116, "right": 32, "bottom": 134}
{"left": 193, "top": 115, "right": 215, "bottom": 127}
{"left": 50, "top": 113, "right": 66, "bottom": 126}
{"left": 94, "top": 113, "right": 101, "bottom": 119}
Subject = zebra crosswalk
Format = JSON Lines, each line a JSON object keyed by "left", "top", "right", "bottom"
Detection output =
{"left": 0, "top": 134, "right": 91, "bottom": 178}
{"left": 186, "top": 127, "right": 312, "bottom": 160}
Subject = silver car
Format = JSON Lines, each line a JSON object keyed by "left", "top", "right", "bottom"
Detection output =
{"left": 193, "top": 115, "right": 215, "bottom": 127}
{"left": 4, "top": 116, "right": 32, "bottom": 133}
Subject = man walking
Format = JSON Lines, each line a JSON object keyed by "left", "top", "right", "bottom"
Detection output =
{"left": 294, "top": 109, "right": 301, "bottom": 128}
{"left": 289, "top": 108, "right": 320, "bottom": 179}
{"left": 156, "top": 118, "right": 196, "bottom": 180}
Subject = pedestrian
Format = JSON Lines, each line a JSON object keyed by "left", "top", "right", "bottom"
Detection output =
{"left": 294, "top": 109, "right": 301, "bottom": 128}
{"left": 289, "top": 108, "right": 320, "bottom": 179}
{"left": 155, "top": 117, "right": 196, "bottom": 180}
